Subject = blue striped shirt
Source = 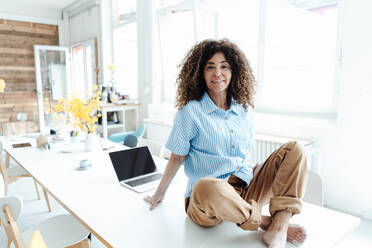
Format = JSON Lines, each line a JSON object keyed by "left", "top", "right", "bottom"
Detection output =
{"left": 166, "top": 92, "right": 255, "bottom": 198}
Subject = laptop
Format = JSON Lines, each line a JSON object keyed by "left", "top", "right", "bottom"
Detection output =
{"left": 109, "top": 146, "right": 163, "bottom": 193}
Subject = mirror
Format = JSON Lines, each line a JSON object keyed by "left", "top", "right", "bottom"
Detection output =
{"left": 40, "top": 50, "right": 69, "bottom": 100}
{"left": 34, "top": 45, "right": 71, "bottom": 133}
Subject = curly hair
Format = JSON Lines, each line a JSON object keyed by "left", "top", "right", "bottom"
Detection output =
{"left": 175, "top": 39, "right": 257, "bottom": 110}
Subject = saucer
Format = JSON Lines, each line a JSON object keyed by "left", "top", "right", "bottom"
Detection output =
{"left": 76, "top": 164, "right": 92, "bottom": 171}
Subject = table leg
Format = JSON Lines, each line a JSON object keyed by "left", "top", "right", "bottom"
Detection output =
{"left": 34, "top": 180, "right": 41, "bottom": 200}
{"left": 42, "top": 187, "right": 52, "bottom": 212}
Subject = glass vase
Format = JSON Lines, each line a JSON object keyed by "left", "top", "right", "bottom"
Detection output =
{"left": 85, "top": 133, "right": 100, "bottom": 152}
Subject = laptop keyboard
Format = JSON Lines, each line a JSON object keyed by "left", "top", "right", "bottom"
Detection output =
{"left": 126, "top": 173, "right": 162, "bottom": 187}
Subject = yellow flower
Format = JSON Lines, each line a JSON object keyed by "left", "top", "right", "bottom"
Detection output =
{"left": 108, "top": 64, "right": 115, "bottom": 71}
{"left": 52, "top": 85, "right": 102, "bottom": 133}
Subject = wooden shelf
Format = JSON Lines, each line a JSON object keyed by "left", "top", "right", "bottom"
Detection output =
{"left": 98, "top": 123, "right": 123, "bottom": 129}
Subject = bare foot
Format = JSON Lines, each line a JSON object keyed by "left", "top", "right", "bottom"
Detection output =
{"left": 261, "top": 216, "right": 307, "bottom": 245}
{"left": 286, "top": 224, "right": 307, "bottom": 246}
{"left": 260, "top": 216, "right": 307, "bottom": 245}
{"left": 262, "top": 211, "right": 291, "bottom": 248}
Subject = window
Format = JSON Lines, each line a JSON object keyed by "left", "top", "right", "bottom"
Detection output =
{"left": 157, "top": 1, "right": 197, "bottom": 102}
{"left": 154, "top": 0, "right": 339, "bottom": 119}
{"left": 113, "top": 0, "right": 138, "bottom": 100}
{"left": 114, "top": 22, "right": 138, "bottom": 98}
{"left": 210, "top": 0, "right": 260, "bottom": 75}
{"left": 257, "top": 0, "right": 339, "bottom": 117}
{"left": 71, "top": 39, "right": 96, "bottom": 100}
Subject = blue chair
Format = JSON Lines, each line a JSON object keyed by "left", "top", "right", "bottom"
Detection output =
{"left": 123, "top": 134, "right": 138, "bottom": 148}
{"left": 108, "top": 124, "right": 146, "bottom": 144}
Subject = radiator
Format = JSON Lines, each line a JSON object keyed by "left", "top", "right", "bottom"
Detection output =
{"left": 251, "top": 134, "right": 313, "bottom": 166}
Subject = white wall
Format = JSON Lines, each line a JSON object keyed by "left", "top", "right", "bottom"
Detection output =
{"left": 320, "top": 0, "right": 372, "bottom": 219}
{"left": 0, "top": 3, "right": 60, "bottom": 21}
{"left": 69, "top": 6, "right": 100, "bottom": 45}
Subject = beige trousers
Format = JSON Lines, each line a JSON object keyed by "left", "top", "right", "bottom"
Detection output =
{"left": 185, "top": 141, "right": 308, "bottom": 231}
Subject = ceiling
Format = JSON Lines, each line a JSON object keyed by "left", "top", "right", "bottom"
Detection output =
{"left": 0, "top": 0, "right": 78, "bottom": 10}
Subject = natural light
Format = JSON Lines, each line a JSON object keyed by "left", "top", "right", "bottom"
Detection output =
{"left": 113, "top": 0, "right": 339, "bottom": 121}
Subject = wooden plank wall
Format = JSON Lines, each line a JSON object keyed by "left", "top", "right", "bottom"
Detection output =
{"left": 0, "top": 19, "right": 59, "bottom": 135}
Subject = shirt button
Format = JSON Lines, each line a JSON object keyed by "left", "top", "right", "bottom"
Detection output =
{"left": 230, "top": 129, "right": 233, "bottom": 133}
{"left": 236, "top": 165, "right": 240, "bottom": 170}
{"left": 224, "top": 116, "right": 228, "bottom": 120}
{"left": 232, "top": 145, "right": 235, "bottom": 149}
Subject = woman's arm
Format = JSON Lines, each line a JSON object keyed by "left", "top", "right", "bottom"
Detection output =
{"left": 144, "top": 153, "right": 186, "bottom": 210}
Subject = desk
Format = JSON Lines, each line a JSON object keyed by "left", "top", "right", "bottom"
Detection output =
{"left": 1, "top": 135, "right": 360, "bottom": 248}
{"left": 98, "top": 104, "right": 139, "bottom": 139}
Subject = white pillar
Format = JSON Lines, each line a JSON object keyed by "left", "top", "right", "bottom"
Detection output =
{"left": 137, "top": 0, "right": 153, "bottom": 123}
{"left": 99, "top": 0, "right": 114, "bottom": 85}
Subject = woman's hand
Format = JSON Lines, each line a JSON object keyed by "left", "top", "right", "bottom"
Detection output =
{"left": 143, "top": 153, "right": 186, "bottom": 210}
{"left": 144, "top": 191, "right": 166, "bottom": 210}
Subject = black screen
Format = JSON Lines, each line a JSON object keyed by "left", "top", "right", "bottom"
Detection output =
{"left": 109, "top": 146, "right": 157, "bottom": 181}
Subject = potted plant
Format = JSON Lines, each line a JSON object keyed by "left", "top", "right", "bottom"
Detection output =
{"left": 52, "top": 85, "right": 102, "bottom": 151}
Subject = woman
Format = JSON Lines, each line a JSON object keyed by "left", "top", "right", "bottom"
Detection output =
{"left": 144, "top": 39, "right": 307, "bottom": 248}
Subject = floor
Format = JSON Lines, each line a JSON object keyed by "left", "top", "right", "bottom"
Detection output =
{"left": 1, "top": 177, "right": 372, "bottom": 248}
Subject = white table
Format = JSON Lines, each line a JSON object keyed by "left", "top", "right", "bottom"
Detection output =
{"left": 1, "top": 135, "right": 360, "bottom": 248}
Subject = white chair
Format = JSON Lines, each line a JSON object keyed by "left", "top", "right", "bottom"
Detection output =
{"left": 0, "top": 141, "right": 52, "bottom": 212}
{"left": 0, "top": 178, "right": 90, "bottom": 248}
{"left": 137, "top": 138, "right": 166, "bottom": 158}
{"left": 303, "top": 170, "right": 324, "bottom": 206}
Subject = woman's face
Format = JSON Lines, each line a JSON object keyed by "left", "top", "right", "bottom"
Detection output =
{"left": 204, "top": 52, "right": 232, "bottom": 96}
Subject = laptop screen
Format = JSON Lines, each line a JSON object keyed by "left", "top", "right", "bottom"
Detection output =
{"left": 109, "top": 146, "right": 157, "bottom": 181}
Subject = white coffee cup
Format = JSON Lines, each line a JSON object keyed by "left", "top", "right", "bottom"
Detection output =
{"left": 79, "top": 159, "right": 91, "bottom": 169}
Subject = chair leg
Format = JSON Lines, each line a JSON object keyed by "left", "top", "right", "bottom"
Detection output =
{"left": 66, "top": 238, "right": 91, "bottom": 248}
{"left": 4, "top": 180, "right": 8, "bottom": 196}
{"left": 5, "top": 153, "right": 10, "bottom": 169}
{"left": 33, "top": 180, "right": 41, "bottom": 200}
{"left": 80, "top": 239, "right": 91, "bottom": 248}
{"left": 0, "top": 160, "right": 9, "bottom": 196}
{"left": 2, "top": 205, "right": 27, "bottom": 248}
{"left": 42, "top": 188, "right": 52, "bottom": 212}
